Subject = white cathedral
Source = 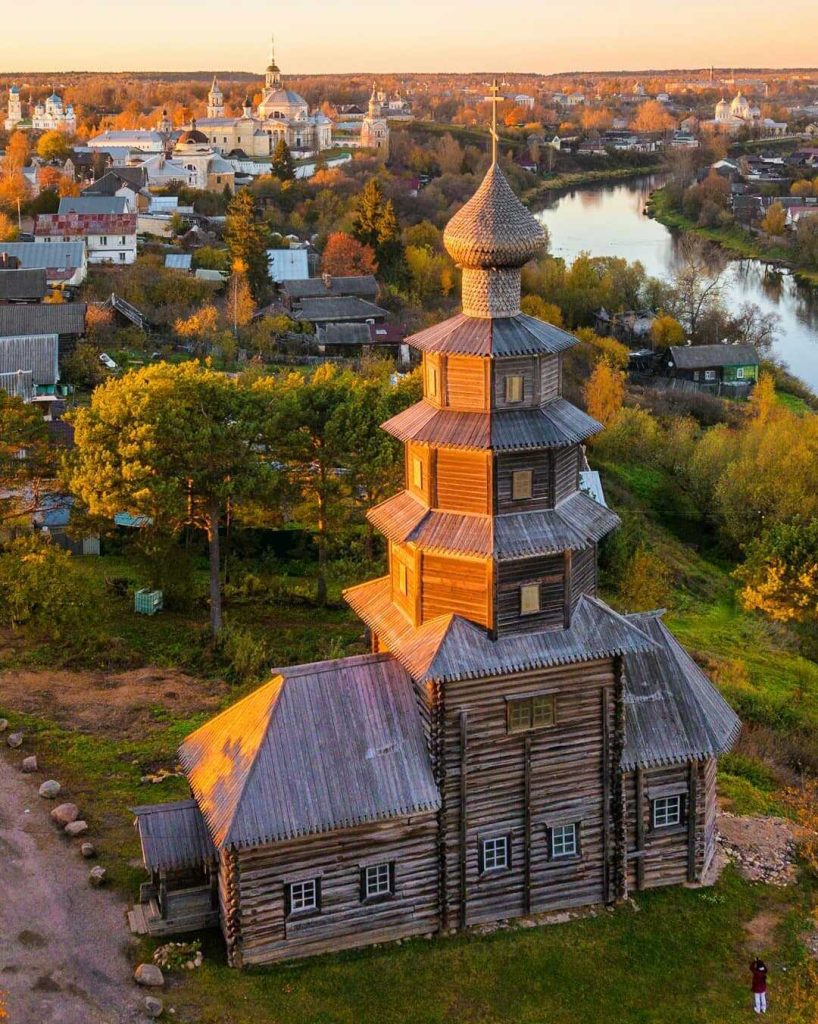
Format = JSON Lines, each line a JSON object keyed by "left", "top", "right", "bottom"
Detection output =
{"left": 4, "top": 85, "right": 77, "bottom": 133}
{"left": 195, "top": 42, "right": 332, "bottom": 157}
{"left": 707, "top": 91, "right": 787, "bottom": 136}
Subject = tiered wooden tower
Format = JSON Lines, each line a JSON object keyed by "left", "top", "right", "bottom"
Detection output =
{"left": 347, "top": 163, "right": 620, "bottom": 651}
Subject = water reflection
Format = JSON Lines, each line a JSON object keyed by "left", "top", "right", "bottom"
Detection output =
{"left": 534, "top": 177, "right": 818, "bottom": 388}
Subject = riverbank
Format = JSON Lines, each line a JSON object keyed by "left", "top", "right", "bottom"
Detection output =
{"left": 647, "top": 187, "right": 818, "bottom": 287}
{"left": 524, "top": 164, "right": 662, "bottom": 206}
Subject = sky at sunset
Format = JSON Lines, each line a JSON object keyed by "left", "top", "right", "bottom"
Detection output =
{"left": 1, "top": 0, "right": 817, "bottom": 74}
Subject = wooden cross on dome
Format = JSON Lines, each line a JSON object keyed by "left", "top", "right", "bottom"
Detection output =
{"left": 484, "top": 79, "right": 501, "bottom": 164}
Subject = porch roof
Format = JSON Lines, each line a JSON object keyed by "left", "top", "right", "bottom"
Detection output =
{"left": 133, "top": 798, "right": 217, "bottom": 872}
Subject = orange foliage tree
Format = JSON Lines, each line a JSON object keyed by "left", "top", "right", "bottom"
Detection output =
{"left": 631, "top": 100, "right": 675, "bottom": 133}
{"left": 583, "top": 356, "right": 625, "bottom": 428}
{"left": 320, "top": 232, "right": 377, "bottom": 277}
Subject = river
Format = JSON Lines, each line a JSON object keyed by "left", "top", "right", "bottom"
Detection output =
{"left": 533, "top": 175, "right": 818, "bottom": 391}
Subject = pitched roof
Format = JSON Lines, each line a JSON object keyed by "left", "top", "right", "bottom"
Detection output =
{"left": 132, "top": 799, "right": 217, "bottom": 872}
{"left": 0, "top": 303, "right": 86, "bottom": 338}
{"left": 622, "top": 613, "right": 741, "bottom": 769}
{"left": 179, "top": 653, "right": 439, "bottom": 849}
{"left": 382, "top": 398, "right": 602, "bottom": 451}
{"left": 34, "top": 212, "right": 137, "bottom": 237}
{"left": 345, "top": 580, "right": 655, "bottom": 684}
{"left": 283, "top": 275, "right": 379, "bottom": 302}
{"left": 405, "top": 312, "right": 577, "bottom": 357}
{"left": 0, "top": 242, "right": 86, "bottom": 271}
{"left": 317, "top": 322, "right": 372, "bottom": 346}
{"left": 0, "top": 334, "right": 59, "bottom": 386}
{"left": 0, "top": 268, "right": 47, "bottom": 301}
{"left": 57, "top": 195, "right": 129, "bottom": 216}
{"left": 293, "top": 296, "right": 388, "bottom": 323}
{"left": 81, "top": 168, "right": 145, "bottom": 195}
{"left": 668, "top": 343, "right": 759, "bottom": 369}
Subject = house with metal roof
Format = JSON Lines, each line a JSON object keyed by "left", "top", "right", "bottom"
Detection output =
{"left": 34, "top": 212, "right": 138, "bottom": 266}
{"left": 0, "top": 242, "right": 87, "bottom": 288}
{"left": 663, "top": 343, "right": 759, "bottom": 395}
{"left": 0, "top": 268, "right": 47, "bottom": 304}
{"left": 129, "top": 156, "right": 739, "bottom": 964}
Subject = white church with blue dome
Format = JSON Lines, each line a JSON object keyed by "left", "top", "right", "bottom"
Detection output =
{"left": 4, "top": 85, "right": 77, "bottom": 133}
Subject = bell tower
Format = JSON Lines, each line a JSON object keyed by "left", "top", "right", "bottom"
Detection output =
{"left": 207, "top": 77, "right": 224, "bottom": 119}
{"left": 265, "top": 36, "right": 282, "bottom": 90}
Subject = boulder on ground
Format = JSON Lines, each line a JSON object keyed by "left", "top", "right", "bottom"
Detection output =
{"left": 88, "top": 865, "right": 107, "bottom": 887}
{"left": 0, "top": 718, "right": 8, "bottom": 732}
{"left": 51, "top": 803, "right": 79, "bottom": 826}
{"left": 81, "top": 842, "right": 96, "bottom": 858}
{"left": 134, "top": 963, "right": 164, "bottom": 987}
{"left": 7, "top": 731, "right": 23, "bottom": 749}
{"left": 21, "top": 755, "right": 38, "bottom": 773}
{"left": 38, "top": 779, "right": 60, "bottom": 799}
{"left": 65, "top": 820, "right": 89, "bottom": 837}
{"left": 144, "top": 995, "right": 164, "bottom": 1018}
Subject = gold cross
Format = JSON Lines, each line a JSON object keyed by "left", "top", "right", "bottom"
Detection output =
{"left": 483, "top": 79, "right": 501, "bottom": 164}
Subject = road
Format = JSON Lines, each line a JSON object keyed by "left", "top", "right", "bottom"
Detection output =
{"left": 0, "top": 753, "right": 142, "bottom": 1023}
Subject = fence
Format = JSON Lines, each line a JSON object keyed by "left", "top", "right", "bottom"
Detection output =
{"left": 629, "top": 373, "right": 754, "bottom": 400}
{"left": 0, "top": 369, "right": 34, "bottom": 402}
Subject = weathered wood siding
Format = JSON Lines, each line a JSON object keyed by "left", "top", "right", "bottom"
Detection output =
{"left": 389, "top": 542, "right": 418, "bottom": 623}
{"left": 406, "top": 442, "right": 433, "bottom": 505}
{"left": 553, "top": 446, "right": 580, "bottom": 504}
{"left": 493, "top": 356, "right": 539, "bottom": 409}
{"left": 495, "top": 450, "right": 552, "bottom": 512}
{"left": 445, "top": 355, "right": 489, "bottom": 411}
{"left": 702, "top": 757, "right": 718, "bottom": 876}
{"left": 436, "top": 658, "right": 617, "bottom": 926}
{"left": 571, "top": 545, "right": 597, "bottom": 607}
{"left": 421, "top": 552, "right": 491, "bottom": 628}
{"left": 540, "top": 354, "right": 560, "bottom": 402}
{"left": 229, "top": 814, "right": 439, "bottom": 965}
{"left": 436, "top": 448, "right": 490, "bottom": 514}
{"left": 423, "top": 353, "right": 443, "bottom": 405}
{"left": 496, "top": 556, "right": 565, "bottom": 634}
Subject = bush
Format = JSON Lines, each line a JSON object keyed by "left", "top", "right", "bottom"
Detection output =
{"left": 218, "top": 625, "right": 270, "bottom": 684}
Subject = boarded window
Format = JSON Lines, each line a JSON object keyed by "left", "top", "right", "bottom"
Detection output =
{"left": 511, "top": 469, "right": 533, "bottom": 500}
{"left": 411, "top": 456, "right": 423, "bottom": 489}
{"left": 479, "top": 835, "right": 510, "bottom": 873}
{"left": 398, "top": 562, "right": 408, "bottom": 595}
{"left": 505, "top": 375, "right": 523, "bottom": 403}
{"left": 549, "top": 823, "right": 579, "bottom": 859}
{"left": 426, "top": 363, "right": 439, "bottom": 397}
{"left": 520, "top": 583, "right": 540, "bottom": 615}
{"left": 507, "top": 694, "right": 556, "bottom": 733}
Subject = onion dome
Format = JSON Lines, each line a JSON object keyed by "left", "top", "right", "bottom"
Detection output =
{"left": 443, "top": 163, "right": 546, "bottom": 319}
{"left": 444, "top": 163, "right": 546, "bottom": 271}
{"left": 178, "top": 128, "right": 208, "bottom": 145}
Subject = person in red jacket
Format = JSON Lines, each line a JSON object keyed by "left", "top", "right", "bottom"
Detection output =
{"left": 750, "top": 958, "right": 768, "bottom": 1014}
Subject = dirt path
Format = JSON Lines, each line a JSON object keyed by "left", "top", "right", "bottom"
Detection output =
{"left": 0, "top": 755, "right": 143, "bottom": 1023}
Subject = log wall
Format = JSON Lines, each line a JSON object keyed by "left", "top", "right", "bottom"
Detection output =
{"left": 229, "top": 814, "right": 439, "bottom": 965}
{"left": 421, "top": 552, "right": 492, "bottom": 628}
{"left": 495, "top": 450, "right": 553, "bottom": 512}
{"left": 496, "top": 555, "right": 565, "bottom": 634}
{"left": 436, "top": 448, "right": 491, "bottom": 514}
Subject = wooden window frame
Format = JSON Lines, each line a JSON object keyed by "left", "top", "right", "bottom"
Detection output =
{"left": 360, "top": 861, "right": 395, "bottom": 903}
{"left": 651, "top": 794, "right": 685, "bottom": 830}
{"left": 520, "top": 583, "right": 541, "bottom": 615}
{"left": 511, "top": 469, "right": 533, "bottom": 501}
{"left": 285, "top": 877, "right": 321, "bottom": 918}
{"left": 504, "top": 374, "right": 524, "bottom": 404}
{"left": 478, "top": 834, "right": 511, "bottom": 875}
{"left": 548, "top": 822, "right": 581, "bottom": 861}
{"left": 426, "top": 363, "right": 439, "bottom": 398}
{"left": 411, "top": 455, "right": 423, "bottom": 490}
{"left": 506, "top": 694, "right": 556, "bottom": 734}
{"left": 397, "top": 562, "right": 409, "bottom": 596}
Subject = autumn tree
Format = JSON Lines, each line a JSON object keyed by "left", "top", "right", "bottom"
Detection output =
{"left": 520, "top": 294, "right": 563, "bottom": 326}
{"left": 69, "top": 362, "right": 278, "bottom": 634}
{"left": 436, "top": 134, "right": 464, "bottom": 175}
{"left": 225, "top": 188, "right": 269, "bottom": 301}
{"left": 790, "top": 179, "right": 816, "bottom": 199}
{"left": 5, "top": 131, "right": 30, "bottom": 174}
{"left": 271, "top": 138, "right": 295, "bottom": 181}
{"left": 581, "top": 108, "right": 614, "bottom": 132}
{"left": 36, "top": 130, "right": 72, "bottom": 162}
{"left": 795, "top": 216, "right": 818, "bottom": 267}
{"left": 618, "top": 546, "right": 671, "bottom": 612}
{"left": 583, "top": 357, "right": 625, "bottom": 428}
{"left": 749, "top": 370, "right": 777, "bottom": 425}
{"left": 0, "top": 212, "right": 18, "bottom": 242}
{"left": 650, "top": 312, "right": 685, "bottom": 348}
{"left": 320, "top": 232, "right": 377, "bottom": 277}
{"left": 761, "top": 201, "right": 786, "bottom": 236}
{"left": 665, "top": 234, "right": 727, "bottom": 342}
{"left": 227, "top": 259, "right": 255, "bottom": 334}
{"left": 0, "top": 390, "right": 55, "bottom": 527}
{"left": 738, "top": 520, "right": 818, "bottom": 624}
{"left": 173, "top": 304, "right": 221, "bottom": 352}
{"left": 630, "top": 100, "right": 675, "bottom": 133}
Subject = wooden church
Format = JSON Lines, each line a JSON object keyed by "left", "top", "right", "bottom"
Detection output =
{"left": 129, "top": 158, "right": 740, "bottom": 966}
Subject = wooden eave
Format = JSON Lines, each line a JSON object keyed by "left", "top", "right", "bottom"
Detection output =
{"left": 406, "top": 311, "right": 578, "bottom": 357}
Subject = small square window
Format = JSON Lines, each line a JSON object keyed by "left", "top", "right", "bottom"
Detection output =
{"left": 507, "top": 694, "right": 555, "bottom": 732}
{"left": 520, "top": 583, "right": 540, "bottom": 615}
{"left": 550, "top": 823, "right": 579, "bottom": 859}
{"left": 736, "top": 367, "right": 744, "bottom": 379}
{"left": 511, "top": 469, "right": 533, "bottom": 500}
{"left": 480, "top": 835, "right": 510, "bottom": 873}
{"left": 704, "top": 370, "right": 716, "bottom": 381}
{"left": 362, "top": 862, "right": 393, "bottom": 900}
{"left": 411, "top": 456, "right": 423, "bottom": 489}
{"left": 505, "top": 375, "right": 524, "bottom": 403}
{"left": 286, "top": 877, "right": 319, "bottom": 916}
{"left": 397, "top": 562, "right": 408, "bottom": 595}
{"left": 652, "top": 795, "right": 682, "bottom": 828}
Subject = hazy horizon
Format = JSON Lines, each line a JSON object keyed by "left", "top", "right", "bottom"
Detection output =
{"left": 2, "top": 0, "right": 818, "bottom": 76}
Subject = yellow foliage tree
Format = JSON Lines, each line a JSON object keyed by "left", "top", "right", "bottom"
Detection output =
{"left": 761, "top": 201, "right": 787, "bottom": 236}
{"left": 650, "top": 313, "right": 685, "bottom": 349}
{"left": 618, "top": 546, "right": 671, "bottom": 612}
{"left": 0, "top": 212, "right": 18, "bottom": 242}
{"left": 174, "top": 305, "right": 220, "bottom": 349}
{"left": 791, "top": 179, "right": 815, "bottom": 198}
{"left": 748, "top": 371, "right": 777, "bottom": 425}
{"left": 583, "top": 356, "right": 625, "bottom": 428}
{"left": 630, "top": 100, "right": 675, "bottom": 133}
{"left": 520, "top": 294, "right": 564, "bottom": 326}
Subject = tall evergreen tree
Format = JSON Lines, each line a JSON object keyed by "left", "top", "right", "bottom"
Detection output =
{"left": 271, "top": 139, "right": 295, "bottom": 181}
{"left": 352, "top": 178, "right": 385, "bottom": 250}
{"left": 375, "top": 198, "right": 408, "bottom": 287}
{"left": 225, "top": 190, "right": 269, "bottom": 301}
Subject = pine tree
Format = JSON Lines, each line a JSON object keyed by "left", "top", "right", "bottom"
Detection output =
{"left": 225, "top": 190, "right": 269, "bottom": 301}
{"left": 375, "top": 198, "right": 408, "bottom": 287}
{"left": 271, "top": 139, "right": 295, "bottom": 181}
{"left": 352, "top": 179, "right": 385, "bottom": 250}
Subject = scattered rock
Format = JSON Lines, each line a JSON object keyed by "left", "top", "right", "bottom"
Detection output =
{"left": 0, "top": 718, "right": 8, "bottom": 732}
{"left": 88, "top": 866, "right": 107, "bottom": 887}
{"left": 38, "top": 780, "right": 60, "bottom": 799}
{"left": 134, "top": 963, "right": 164, "bottom": 988}
{"left": 81, "top": 842, "right": 96, "bottom": 858}
{"left": 65, "top": 820, "right": 89, "bottom": 838}
{"left": 7, "top": 731, "right": 23, "bottom": 749}
{"left": 21, "top": 755, "right": 38, "bottom": 773}
{"left": 51, "top": 803, "right": 79, "bottom": 827}
{"left": 144, "top": 995, "right": 164, "bottom": 1018}
{"left": 717, "top": 812, "right": 798, "bottom": 887}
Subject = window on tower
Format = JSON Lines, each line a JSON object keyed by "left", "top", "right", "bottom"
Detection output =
{"left": 411, "top": 456, "right": 423, "bottom": 490}
{"left": 511, "top": 470, "right": 533, "bottom": 500}
{"left": 397, "top": 562, "right": 408, "bottom": 596}
{"left": 505, "top": 375, "right": 524, "bottom": 403}
{"left": 426, "top": 363, "right": 439, "bottom": 398}
{"left": 520, "top": 583, "right": 540, "bottom": 615}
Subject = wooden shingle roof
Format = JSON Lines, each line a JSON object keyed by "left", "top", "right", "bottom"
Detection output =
{"left": 622, "top": 613, "right": 741, "bottom": 770}
{"left": 178, "top": 653, "right": 439, "bottom": 849}
{"left": 405, "top": 312, "right": 577, "bottom": 357}
{"left": 132, "top": 799, "right": 216, "bottom": 872}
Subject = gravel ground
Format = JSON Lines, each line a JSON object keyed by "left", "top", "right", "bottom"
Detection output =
{"left": 0, "top": 754, "right": 143, "bottom": 1023}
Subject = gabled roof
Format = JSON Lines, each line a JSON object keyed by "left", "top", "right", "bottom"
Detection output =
{"left": 622, "top": 613, "right": 741, "bottom": 769}
{"left": 344, "top": 580, "right": 655, "bottom": 684}
{"left": 0, "top": 242, "right": 86, "bottom": 271}
{"left": 282, "top": 275, "right": 379, "bottom": 302}
{"left": 132, "top": 799, "right": 217, "bottom": 872}
{"left": 382, "top": 397, "right": 602, "bottom": 451}
{"left": 58, "top": 195, "right": 129, "bottom": 216}
{"left": 293, "top": 296, "right": 388, "bottom": 323}
{"left": 34, "top": 212, "right": 137, "bottom": 237}
{"left": 179, "top": 653, "right": 439, "bottom": 849}
{"left": 317, "top": 322, "right": 372, "bottom": 346}
{"left": 0, "top": 268, "right": 47, "bottom": 301}
{"left": 668, "top": 343, "right": 759, "bottom": 369}
{"left": 0, "top": 303, "right": 86, "bottom": 338}
{"left": 0, "top": 334, "right": 59, "bottom": 386}
{"left": 405, "top": 312, "right": 577, "bottom": 357}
